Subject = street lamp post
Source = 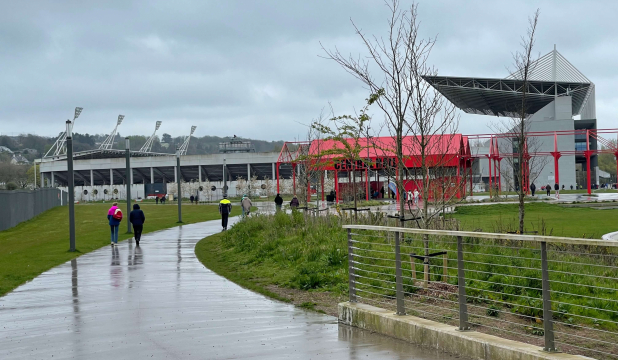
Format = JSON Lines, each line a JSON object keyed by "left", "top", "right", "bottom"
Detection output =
{"left": 176, "top": 148, "right": 182, "bottom": 223}
{"left": 125, "top": 138, "right": 132, "bottom": 234}
{"left": 223, "top": 158, "right": 227, "bottom": 198}
{"left": 66, "top": 120, "right": 76, "bottom": 252}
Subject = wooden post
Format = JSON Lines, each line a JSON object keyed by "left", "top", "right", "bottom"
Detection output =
{"left": 410, "top": 253, "right": 416, "bottom": 282}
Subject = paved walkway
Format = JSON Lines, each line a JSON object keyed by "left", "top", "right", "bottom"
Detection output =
{"left": 0, "top": 218, "right": 458, "bottom": 360}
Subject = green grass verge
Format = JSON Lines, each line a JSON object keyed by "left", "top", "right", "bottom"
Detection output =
{"left": 0, "top": 203, "right": 240, "bottom": 297}
{"left": 195, "top": 211, "right": 349, "bottom": 301}
{"left": 449, "top": 202, "right": 618, "bottom": 238}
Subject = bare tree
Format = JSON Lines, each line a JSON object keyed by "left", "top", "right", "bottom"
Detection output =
{"left": 310, "top": 101, "right": 374, "bottom": 220}
{"left": 490, "top": 9, "right": 543, "bottom": 233}
{"left": 322, "top": 1, "right": 460, "bottom": 229}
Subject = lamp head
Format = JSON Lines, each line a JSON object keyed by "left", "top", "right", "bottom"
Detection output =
{"left": 125, "top": 137, "right": 130, "bottom": 150}
{"left": 190, "top": 126, "right": 197, "bottom": 135}
{"left": 155, "top": 121, "right": 162, "bottom": 131}
{"left": 74, "top": 107, "right": 83, "bottom": 120}
{"left": 117, "top": 115, "right": 124, "bottom": 125}
{"left": 66, "top": 120, "right": 72, "bottom": 138}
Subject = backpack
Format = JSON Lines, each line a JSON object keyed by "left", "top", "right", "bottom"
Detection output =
{"left": 113, "top": 208, "right": 123, "bottom": 221}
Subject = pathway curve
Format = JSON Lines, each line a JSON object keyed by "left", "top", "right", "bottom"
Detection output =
{"left": 0, "top": 218, "right": 459, "bottom": 360}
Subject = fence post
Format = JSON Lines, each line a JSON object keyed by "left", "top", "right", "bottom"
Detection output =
{"left": 457, "top": 236, "right": 469, "bottom": 330}
{"left": 347, "top": 228, "right": 356, "bottom": 303}
{"left": 540, "top": 241, "right": 556, "bottom": 352}
{"left": 395, "top": 231, "right": 405, "bottom": 315}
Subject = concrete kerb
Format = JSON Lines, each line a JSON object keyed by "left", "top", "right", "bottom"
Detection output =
{"left": 338, "top": 302, "right": 592, "bottom": 360}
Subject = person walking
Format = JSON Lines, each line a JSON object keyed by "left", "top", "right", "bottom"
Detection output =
{"left": 413, "top": 189, "right": 419, "bottom": 206}
{"left": 407, "top": 189, "right": 413, "bottom": 207}
{"left": 219, "top": 196, "right": 232, "bottom": 231}
{"left": 290, "top": 195, "right": 300, "bottom": 209}
{"left": 546, "top": 184, "right": 551, "bottom": 196}
{"left": 129, "top": 203, "right": 146, "bottom": 246}
{"left": 190, "top": 195, "right": 195, "bottom": 204}
{"left": 155, "top": 196, "right": 159, "bottom": 205}
{"left": 107, "top": 202, "right": 122, "bottom": 246}
{"left": 241, "top": 195, "right": 252, "bottom": 219}
{"left": 554, "top": 183, "right": 560, "bottom": 199}
{"left": 530, "top": 182, "right": 536, "bottom": 197}
{"left": 274, "top": 193, "right": 283, "bottom": 212}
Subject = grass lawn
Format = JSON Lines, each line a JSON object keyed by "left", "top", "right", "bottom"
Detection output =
{"left": 0, "top": 203, "right": 239, "bottom": 298}
{"left": 449, "top": 202, "right": 618, "bottom": 238}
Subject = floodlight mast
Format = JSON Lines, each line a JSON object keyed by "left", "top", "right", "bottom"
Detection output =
{"left": 139, "top": 121, "right": 162, "bottom": 153}
{"left": 44, "top": 107, "right": 83, "bottom": 158}
{"left": 99, "top": 115, "right": 124, "bottom": 150}
{"left": 178, "top": 126, "right": 196, "bottom": 155}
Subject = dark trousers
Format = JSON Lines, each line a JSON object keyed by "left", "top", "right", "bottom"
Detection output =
{"left": 133, "top": 225, "right": 143, "bottom": 241}
{"left": 221, "top": 213, "right": 229, "bottom": 229}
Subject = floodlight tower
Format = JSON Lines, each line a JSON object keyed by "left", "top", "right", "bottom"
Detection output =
{"left": 44, "top": 107, "right": 83, "bottom": 157}
{"left": 178, "top": 126, "right": 196, "bottom": 155}
{"left": 139, "top": 121, "right": 162, "bottom": 153}
{"left": 99, "top": 115, "right": 124, "bottom": 150}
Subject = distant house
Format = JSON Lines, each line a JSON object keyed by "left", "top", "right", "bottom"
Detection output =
{"left": 11, "top": 154, "right": 29, "bottom": 165}
{"left": 0, "top": 146, "right": 13, "bottom": 154}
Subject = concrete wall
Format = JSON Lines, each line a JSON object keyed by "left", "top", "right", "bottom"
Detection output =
{"left": 0, "top": 188, "right": 67, "bottom": 232}
{"left": 339, "top": 302, "right": 591, "bottom": 360}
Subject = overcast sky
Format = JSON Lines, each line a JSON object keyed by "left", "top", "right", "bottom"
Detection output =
{"left": 1, "top": 0, "right": 617, "bottom": 141}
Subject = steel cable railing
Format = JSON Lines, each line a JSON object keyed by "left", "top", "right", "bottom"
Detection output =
{"left": 345, "top": 225, "right": 618, "bottom": 360}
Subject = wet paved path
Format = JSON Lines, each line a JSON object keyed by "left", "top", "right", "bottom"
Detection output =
{"left": 0, "top": 218, "right": 459, "bottom": 360}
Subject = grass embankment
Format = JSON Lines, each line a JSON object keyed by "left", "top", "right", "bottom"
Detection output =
{"left": 0, "top": 203, "right": 239, "bottom": 297}
{"left": 195, "top": 211, "right": 350, "bottom": 314}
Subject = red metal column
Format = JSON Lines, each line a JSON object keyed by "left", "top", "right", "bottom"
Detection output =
{"left": 550, "top": 132, "right": 561, "bottom": 188}
{"left": 586, "top": 130, "right": 592, "bottom": 195}
{"left": 487, "top": 156, "right": 492, "bottom": 195}
{"left": 276, "top": 162, "right": 280, "bottom": 193}
{"left": 462, "top": 158, "right": 467, "bottom": 197}
{"left": 292, "top": 163, "right": 296, "bottom": 195}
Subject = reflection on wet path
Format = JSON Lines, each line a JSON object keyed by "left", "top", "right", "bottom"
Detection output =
{"left": 0, "top": 218, "right": 461, "bottom": 359}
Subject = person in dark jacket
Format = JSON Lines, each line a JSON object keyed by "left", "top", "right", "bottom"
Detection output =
{"left": 219, "top": 196, "right": 232, "bottom": 230}
{"left": 290, "top": 195, "right": 300, "bottom": 209}
{"left": 129, "top": 203, "right": 146, "bottom": 246}
{"left": 546, "top": 184, "right": 551, "bottom": 196}
{"left": 554, "top": 183, "right": 560, "bottom": 198}
{"left": 190, "top": 195, "right": 195, "bottom": 204}
{"left": 107, "top": 202, "right": 122, "bottom": 246}
{"left": 274, "top": 193, "right": 283, "bottom": 212}
{"left": 530, "top": 183, "right": 536, "bottom": 197}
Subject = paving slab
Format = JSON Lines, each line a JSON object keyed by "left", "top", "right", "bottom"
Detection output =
{"left": 0, "top": 218, "right": 462, "bottom": 359}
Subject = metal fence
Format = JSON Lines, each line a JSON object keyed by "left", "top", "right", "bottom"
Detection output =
{"left": 344, "top": 224, "right": 618, "bottom": 359}
{"left": 0, "top": 188, "right": 67, "bottom": 231}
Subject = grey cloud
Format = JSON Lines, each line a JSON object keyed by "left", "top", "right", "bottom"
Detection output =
{"left": 1, "top": 0, "right": 617, "bottom": 141}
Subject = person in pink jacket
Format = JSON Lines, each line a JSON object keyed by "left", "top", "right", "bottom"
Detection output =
{"left": 107, "top": 202, "right": 122, "bottom": 246}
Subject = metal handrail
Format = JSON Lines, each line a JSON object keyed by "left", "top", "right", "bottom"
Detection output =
{"left": 343, "top": 224, "right": 618, "bottom": 247}
{"left": 345, "top": 224, "right": 618, "bottom": 357}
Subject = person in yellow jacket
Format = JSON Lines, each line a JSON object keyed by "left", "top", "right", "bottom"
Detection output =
{"left": 219, "top": 196, "right": 232, "bottom": 231}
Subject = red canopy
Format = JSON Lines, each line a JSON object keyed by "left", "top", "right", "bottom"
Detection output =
{"left": 307, "top": 134, "right": 467, "bottom": 170}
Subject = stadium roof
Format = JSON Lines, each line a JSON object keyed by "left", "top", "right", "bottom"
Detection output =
{"left": 43, "top": 149, "right": 170, "bottom": 162}
{"left": 423, "top": 49, "right": 595, "bottom": 118}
